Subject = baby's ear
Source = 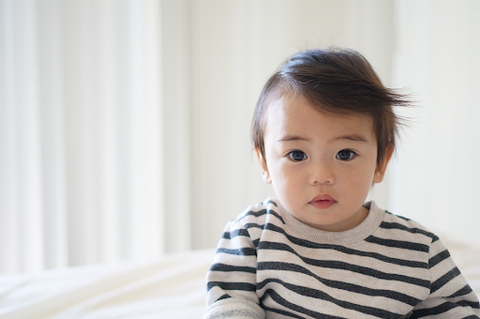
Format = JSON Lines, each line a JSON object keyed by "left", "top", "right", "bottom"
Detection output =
{"left": 373, "top": 146, "right": 394, "bottom": 183}
{"left": 255, "top": 148, "right": 271, "bottom": 184}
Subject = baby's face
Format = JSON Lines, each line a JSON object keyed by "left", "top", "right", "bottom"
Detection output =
{"left": 257, "top": 94, "right": 389, "bottom": 232}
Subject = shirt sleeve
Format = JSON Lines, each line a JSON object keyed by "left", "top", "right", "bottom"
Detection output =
{"left": 204, "top": 219, "right": 265, "bottom": 319}
{"left": 409, "top": 236, "right": 480, "bottom": 318}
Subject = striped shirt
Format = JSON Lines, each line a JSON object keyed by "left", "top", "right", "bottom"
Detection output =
{"left": 205, "top": 199, "right": 480, "bottom": 318}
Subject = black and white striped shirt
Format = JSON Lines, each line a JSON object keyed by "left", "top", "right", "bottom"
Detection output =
{"left": 205, "top": 199, "right": 480, "bottom": 318}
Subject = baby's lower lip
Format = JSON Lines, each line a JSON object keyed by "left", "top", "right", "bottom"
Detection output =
{"left": 310, "top": 199, "right": 337, "bottom": 209}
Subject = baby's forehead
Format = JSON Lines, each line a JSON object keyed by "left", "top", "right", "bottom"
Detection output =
{"left": 265, "top": 93, "right": 375, "bottom": 127}
{"left": 263, "top": 94, "right": 376, "bottom": 140}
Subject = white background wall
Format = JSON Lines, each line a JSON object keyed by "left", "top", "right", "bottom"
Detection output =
{"left": 1, "top": 0, "right": 479, "bottom": 273}
{"left": 390, "top": 0, "right": 480, "bottom": 243}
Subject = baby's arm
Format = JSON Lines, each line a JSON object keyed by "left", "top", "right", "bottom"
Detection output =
{"left": 204, "top": 220, "right": 264, "bottom": 319}
{"left": 409, "top": 236, "right": 480, "bottom": 318}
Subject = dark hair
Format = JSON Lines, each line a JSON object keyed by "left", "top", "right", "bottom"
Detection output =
{"left": 251, "top": 48, "right": 410, "bottom": 166}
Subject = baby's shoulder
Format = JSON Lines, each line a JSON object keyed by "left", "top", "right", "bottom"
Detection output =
{"left": 376, "top": 210, "right": 438, "bottom": 246}
{"left": 222, "top": 198, "right": 286, "bottom": 246}
{"left": 233, "top": 198, "right": 286, "bottom": 228}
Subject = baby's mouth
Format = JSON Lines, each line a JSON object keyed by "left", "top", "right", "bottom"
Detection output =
{"left": 309, "top": 194, "right": 337, "bottom": 209}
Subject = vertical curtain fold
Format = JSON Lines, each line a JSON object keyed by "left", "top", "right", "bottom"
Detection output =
{"left": 1, "top": 0, "right": 43, "bottom": 273}
{"left": 160, "top": 0, "right": 192, "bottom": 253}
{"left": 37, "top": 0, "right": 67, "bottom": 270}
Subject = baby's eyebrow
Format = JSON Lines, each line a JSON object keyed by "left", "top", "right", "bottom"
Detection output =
{"left": 332, "top": 134, "right": 370, "bottom": 143}
{"left": 275, "top": 135, "right": 310, "bottom": 143}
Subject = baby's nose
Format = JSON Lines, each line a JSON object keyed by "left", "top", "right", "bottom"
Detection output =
{"left": 310, "top": 162, "right": 335, "bottom": 185}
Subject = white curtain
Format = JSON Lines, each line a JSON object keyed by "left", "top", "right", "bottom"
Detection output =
{"left": 0, "top": 0, "right": 164, "bottom": 273}
{"left": 1, "top": 0, "right": 479, "bottom": 274}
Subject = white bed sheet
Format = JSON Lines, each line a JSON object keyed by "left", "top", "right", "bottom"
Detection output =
{"left": 0, "top": 238, "right": 479, "bottom": 319}
{"left": 0, "top": 249, "right": 214, "bottom": 319}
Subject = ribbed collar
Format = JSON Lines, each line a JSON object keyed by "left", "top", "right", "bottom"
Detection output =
{"left": 273, "top": 200, "right": 385, "bottom": 246}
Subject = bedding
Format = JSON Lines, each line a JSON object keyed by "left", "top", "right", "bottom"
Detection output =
{"left": 0, "top": 249, "right": 214, "bottom": 319}
{"left": 0, "top": 237, "right": 479, "bottom": 319}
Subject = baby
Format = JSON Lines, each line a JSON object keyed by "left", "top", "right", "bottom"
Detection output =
{"left": 204, "top": 48, "right": 480, "bottom": 318}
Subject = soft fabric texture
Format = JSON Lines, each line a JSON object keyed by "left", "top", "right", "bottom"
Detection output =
{"left": 205, "top": 199, "right": 480, "bottom": 318}
{"left": 0, "top": 250, "right": 213, "bottom": 319}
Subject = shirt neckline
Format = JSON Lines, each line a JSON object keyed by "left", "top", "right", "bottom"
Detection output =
{"left": 271, "top": 200, "right": 385, "bottom": 246}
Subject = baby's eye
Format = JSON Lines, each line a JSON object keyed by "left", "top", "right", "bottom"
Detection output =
{"left": 287, "top": 150, "right": 308, "bottom": 162}
{"left": 336, "top": 149, "right": 357, "bottom": 161}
